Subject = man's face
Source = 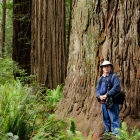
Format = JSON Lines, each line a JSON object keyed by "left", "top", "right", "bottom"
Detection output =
{"left": 102, "top": 65, "right": 112, "bottom": 74}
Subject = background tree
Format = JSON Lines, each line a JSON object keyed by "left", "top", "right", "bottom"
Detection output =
{"left": 31, "top": 0, "right": 67, "bottom": 89}
{"left": 0, "top": 0, "right": 13, "bottom": 57}
{"left": 1, "top": 0, "right": 6, "bottom": 57}
{"left": 12, "top": 0, "right": 31, "bottom": 74}
{"left": 56, "top": 0, "right": 140, "bottom": 139}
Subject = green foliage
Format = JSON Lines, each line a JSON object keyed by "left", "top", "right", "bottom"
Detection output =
{"left": 0, "top": 70, "right": 46, "bottom": 139}
{"left": 0, "top": 57, "right": 34, "bottom": 85}
{"left": 0, "top": 80, "right": 55, "bottom": 140}
{"left": 33, "top": 116, "right": 86, "bottom": 140}
{"left": 0, "top": 80, "right": 35, "bottom": 139}
{"left": 69, "top": 119, "right": 76, "bottom": 134}
{"left": 103, "top": 122, "right": 140, "bottom": 140}
{"left": 116, "top": 122, "right": 140, "bottom": 140}
{"left": 66, "top": 130, "right": 85, "bottom": 140}
{"left": 66, "top": 120, "right": 85, "bottom": 140}
{"left": 0, "top": 57, "right": 15, "bottom": 84}
{"left": 46, "top": 85, "right": 63, "bottom": 111}
{"left": 103, "top": 132, "right": 116, "bottom": 140}
{"left": 32, "top": 115, "right": 67, "bottom": 140}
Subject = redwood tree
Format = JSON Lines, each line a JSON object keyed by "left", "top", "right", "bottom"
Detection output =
{"left": 31, "top": 0, "right": 67, "bottom": 89}
{"left": 1, "top": 0, "right": 6, "bottom": 57}
{"left": 13, "top": 0, "right": 31, "bottom": 74}
{"left": 56, "top": 0, "right": 140, "bottom": 139}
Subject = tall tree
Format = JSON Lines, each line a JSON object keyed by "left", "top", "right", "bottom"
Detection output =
{"left": 56, "top": 0, "right": 140, "bottom": 139}
{"left": 1, "top": 0, "right": 6, "bottom": 57}
{"left": 31, "top": 0, "right": 67, "bottom": 89}
{"left": 13, "top": 0, "right": 31, "bottom": 74}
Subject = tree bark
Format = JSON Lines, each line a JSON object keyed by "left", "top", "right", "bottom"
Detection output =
{"left": 56, "top": 0, "right": 140, "bottom": 139}
{"left": 1, "top": 0, "right": 6, "bottom": 57}
{"left": 13, "top": 0, "right": 31, "bottom": 74}
{"left": 31, "top": 0, "right": 67, "bottom": 89}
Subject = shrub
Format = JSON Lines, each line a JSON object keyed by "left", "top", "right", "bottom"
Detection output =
{"left": 103, "top": 122, "right": 140, "bottom": 140}
{"left": 116, "top": 122, "right": 140, "bottom": 140}
{"left": 0, "top": 80, "right": 35, "bottom": 139}
{"left": 46, "top": 85, "right": 63, "bottom": 111}
{"left": 32, "top": 115, "right": 67, "bottom": 140}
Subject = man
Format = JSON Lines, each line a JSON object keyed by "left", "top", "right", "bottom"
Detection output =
{"left": 96, "top": 60, "right": 121, "bottom": 136}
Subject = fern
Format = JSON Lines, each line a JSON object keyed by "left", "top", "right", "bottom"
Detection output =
{"left": 0, "top": 80, "right": 42, "bottom": 139}
{"left": 116, "top": 122, "right": 140, "bottom": 140}
{"left": 46, "top": 85, "right": 63, "bottom": 110}
{"left": 65, "top": 119, "right": 85, "bottom": 140}
{"left": 103, "top": 122, "right": 140, "bottom": 140}
{"left": 32, "top": 115, "right": 67, "bottom": 140}
{"left": 70, "top": 120, "right": 76, "bottom": 134}
{"left": 0, "top": 57, "right": 15, "bottom": 84}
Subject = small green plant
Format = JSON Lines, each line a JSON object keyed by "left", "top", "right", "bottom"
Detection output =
{"left": 0, "top": 57, "right": 15, "bottom": 84}
{"left": 66, "top": 130, "right": 85, "bottom": 140}
{"left": 46, "top": 85, "right": 63, "bottom": 111}
{"left": 66, "top": 119, "right": 85, "bottom": 140}
{"left": 116, "top": 122, "right": 140, "bottom": 140}
{"left": 103, "top": 132, "right": 116, "bottom": 140}
{"left": 103, "top": 122, "right": 140, "bottom": 140}
{"left": 69, "top": 119, "right": 76, "bottom": 134}
{"left": 33, "top": 116, "right": 86, "bottom": 140}
{"left": 32, "top": 115, "right": 67, "bottom": 140}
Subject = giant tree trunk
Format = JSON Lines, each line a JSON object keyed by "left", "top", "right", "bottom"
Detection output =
{"left": 13, "top": 0, "right": 31, "bottom": 74}
{"left": 1, "top": 0, "right": 6, "bottom": 57}
{"left": 31, "top": 0, "right": 67, "bottom": 89}
{"left": 56, "top": 0, "right": 140, "bottom": 139}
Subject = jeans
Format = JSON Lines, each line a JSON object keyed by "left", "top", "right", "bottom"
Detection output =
{"left": 101, "top": 103, "right": 120, "bottom": 135}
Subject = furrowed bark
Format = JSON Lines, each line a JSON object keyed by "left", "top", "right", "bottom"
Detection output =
{"left": 56, "top": 0, "right": 140, "bottom": 139}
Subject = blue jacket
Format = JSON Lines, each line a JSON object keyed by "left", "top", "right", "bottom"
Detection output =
{"left": 96, "top": 72, "right": 121, "bottom": 99}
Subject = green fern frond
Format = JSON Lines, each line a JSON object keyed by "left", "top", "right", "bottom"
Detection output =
{"left": 70, "top": 120, "right": 76, "bottom": 134}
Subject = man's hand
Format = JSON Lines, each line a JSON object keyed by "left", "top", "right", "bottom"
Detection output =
{"left": 102, "top": 94, "right": 107, "bottom": 99}
{"left": 100, "top": 94, "right": 107, "bottom": 101}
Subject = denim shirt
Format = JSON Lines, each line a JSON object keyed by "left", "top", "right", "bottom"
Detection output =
{"left": 96, "top": 72, "right": 121, "bottom": 99}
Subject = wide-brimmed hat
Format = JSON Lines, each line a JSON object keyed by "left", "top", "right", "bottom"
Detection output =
{"left": 100, "top": 60, "right": 113, "bottom": 68}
